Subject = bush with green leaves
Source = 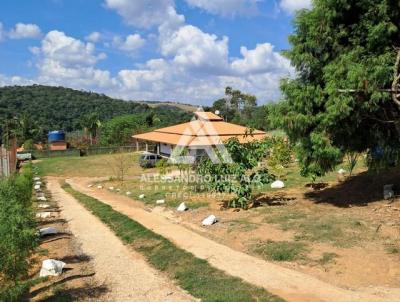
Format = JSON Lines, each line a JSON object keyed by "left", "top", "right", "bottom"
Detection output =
{"left": 197, "top": 138, "right": 274, "bottom": 209}
{"left": 267, "top": 137, "right": 293, "bottom": 180}
{"left": 0, "top": 165, "right": 38, "bottom": 300}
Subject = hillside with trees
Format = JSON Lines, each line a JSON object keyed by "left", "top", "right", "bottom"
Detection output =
{"left": 0, "top": 85, "right": 191, "bottom": 144}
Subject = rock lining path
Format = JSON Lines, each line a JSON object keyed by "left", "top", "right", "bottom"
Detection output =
{"left": 67, "top": 177, "right": 396, "bottom": 302}
{"left": 47, "top": 177, "right": 195, "bottom": 302}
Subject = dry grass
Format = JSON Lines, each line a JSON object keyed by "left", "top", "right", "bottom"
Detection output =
{"left": 36, "top": 153, "right": 156, "bottom": 178}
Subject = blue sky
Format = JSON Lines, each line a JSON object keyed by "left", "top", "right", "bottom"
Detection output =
{"left": 0, "top": 0, "right": 311, "bottom": 105}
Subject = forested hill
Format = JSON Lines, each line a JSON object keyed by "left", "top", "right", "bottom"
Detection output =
{"left": 0, "top": 85, "right": 191, "bottom": 134}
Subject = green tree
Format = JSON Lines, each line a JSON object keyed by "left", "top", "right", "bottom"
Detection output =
{"left": 274, "top": 0, "right": 400, "bottom": 177}
{"left": 99, "top": 114, "right": 147, "bottom": 146}
{"left": 210, "top": 87, "right": 257, "bottom": 123}
{"left": 197, "top": 138, "right": 274, "bottom": 209}
{"left": 80, "top": 113, "right": 101, "bottom": 145}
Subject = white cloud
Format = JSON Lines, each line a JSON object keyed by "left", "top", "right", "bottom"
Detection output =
{"left": 185, "top": 0, "right": 259, "bottom": 16}
{"left": 40, "top": 30, "right": 104, "bottom": 67}
{"left": 113, "top": 34, "right": 145, "bottom": 52}
{"left": 280, "top": 0, "right": 312, "bottom": 13}
{"left": 85, "top": 31, "right": 101, "bottom": 43}
{"left": 116, "top": 40, "right": 293, "bottom": 104}
{"left": 159, "top": 25, "right": 229, "bottom": 73}
{"left": 104, "top": 0, "right": 179, "bottom": 28}
{"left": 33, "top": 31, "right": 113, "bottom": 89}
{"left": 9, "top": 23, "right": 42, "bottom": 39}
{"left": 231, "top": 43, "right": 292, "bottom": 75}
{"left": 0, "top": 74, "right": 34, "bottom": 86}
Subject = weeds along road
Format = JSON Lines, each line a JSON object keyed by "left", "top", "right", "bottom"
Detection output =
{"left": 47, "top": 177, "right": 196, "bottom": 302}
{"left": 66, "top": 177, "right": 395, "bottom": 302}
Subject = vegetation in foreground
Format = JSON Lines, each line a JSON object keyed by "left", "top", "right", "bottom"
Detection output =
{"left": 62, "top": 183, "right": 284, "bottom": 302}
{"left": 0, "top": 165, "right": 39, "bottom": 301}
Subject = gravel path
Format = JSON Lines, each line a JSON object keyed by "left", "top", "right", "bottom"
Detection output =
{"left": 47, "top": 178, "right": 195, "bottom": 302}
{"left": 67, "top": 177, "right": 396, "bottom": 302}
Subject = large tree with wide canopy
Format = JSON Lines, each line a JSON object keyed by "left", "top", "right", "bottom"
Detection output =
{"left": 273, "top": 0, "right": 400, "bottom": 177}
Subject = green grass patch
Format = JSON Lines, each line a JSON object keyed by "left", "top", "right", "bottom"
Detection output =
{"left": 385, "top": 244, "right": 400, "bottom": 254}
{"left": 263, "top": 207, "right": 368, "bottom": 247}
{"left": 62, "top": 183, "right": 283, "bottom": 302}
{"left": 317, "top": 252, "right": 338, "bottom": 265}
{"left": 35, "top": 153, "right": 154, "bottom": 178}
{"left": 252, "top": 241, "right": 308, "bottom": 262}
{"left": 227, "top": 219, "right": 259, "bottom": 233}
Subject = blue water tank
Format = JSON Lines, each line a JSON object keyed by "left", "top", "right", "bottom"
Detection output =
{"left": 48, "top": 131, "right": 65, "bottom": 142}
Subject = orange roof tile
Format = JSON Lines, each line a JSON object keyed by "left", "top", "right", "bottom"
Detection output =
{"left": 194, "top": 111, "right": 223, "bottom": 121}
{"left": 132, "top": 112, "right": 266, "bottom": 146}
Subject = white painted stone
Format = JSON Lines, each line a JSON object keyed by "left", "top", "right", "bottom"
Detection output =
{"left": 35, "top": 181, "right": 42, "bottom": 186}
{"left": 156, "top": 199, "right": 165, "bottom": 204}
{"left": 271, "top": 180, "right": 285, "bottom": 189}
{"left": 34, "top": 184, "right": 41, "bottom": 190}
{"left": 38, "top": 203, "right": 50, "bottom": 209}
{"left": 338, "top": 168, "right": 346, "bottom": 175}
{"left": 33, "top": 177, "right": 41, "bottom": 181}
{"left": 40, "top": 259, "right": 66, "bottom": 277}
{"left": 36, "top": 212, "right": 52, "bottom": 219}
{"left": 138, "top": 194, "right": 145, "bottom": 199}
{"left": 37, "top": 196, "right": 47, "bottom": 201}
{"left": 126, "top": 191, "right": 132, "bottom": 196}
{"left": 202, "top": 215, "right": 218, "bottom": 226}
{"left": 39, "top": 227, "right": 58, "bottom": 237}
{"left": 384, "top": 184, "right": 394, "bottom": 200}
{"left": 97, "top": 185, "right": 103, "bottom": 189}
{"left": 177, "top": 202, "right": 188, "bottom": 212}
{"left": 87, "top": 184, "right": 93, "bottom": 188}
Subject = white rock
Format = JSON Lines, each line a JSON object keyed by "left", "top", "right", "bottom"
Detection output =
{"left": 202, "top": 215, "right": 218, "bottom": 226}
{"left": 36, "top": 212, "right": 52, "bottom": 219}
{"left": 97, "top": 185, "right": 103, "bottom": 189}
{"left": 156, "top": 199, "right": 165, "bottom": 204}
{"left": 87, "top": 184, "right": 93, "bottom": 188}
{"left": 177, "top": 202, "right": 188, "bottom": 212}
{"left": 384, "top": 184, "right": 394, "bottom": 200}
{"left": 271, "top": 180, "right": 285, "bottom": 189}
{"left": 38, "top": 203, "right": 50, "bottom": 209}
{"left": 109, "top": 186, "right": 114, "bottom": 190}
{"left": 33, "top": 177, "right": 41, "bottom": 181}
{"left": 138, "top": 194, "right": 145, "bottom": 199}
{"left": 338, "top": 168, "right": 346, "bottom": 175}
{"left": 35, "top": 181, "right": 42, "bottom": 186}
{"left": 39, "top": 259, "right": 66, "bottom": 277}
{"left": 126, "top": 191, "right": 132, "bottom": 196}
{"left": 39, "top": 227, "right": 58, "bottom": 237}
{"left": 34, "top": 184, "right": 41, "bottom": 191}
{"left": 37, "top": 196, "right": 47, "bottom": 201}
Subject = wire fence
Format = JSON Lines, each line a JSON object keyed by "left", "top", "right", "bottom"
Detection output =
{"left": 19, "top": 145, "right": 154, "bottom": 159}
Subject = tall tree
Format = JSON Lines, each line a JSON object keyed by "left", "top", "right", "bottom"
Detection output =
{"left": 210, "top": 87, "right": 257, "bottom": 122}
{"left": 273, "top": 0, "right": 400, "bottom": 177}
{"left": 80, "top": 113, "right": 101, "bottom": 145}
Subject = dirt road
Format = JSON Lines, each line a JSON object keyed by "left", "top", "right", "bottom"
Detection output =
{"left": 47, "top": 177, "right": 195, "bottom": 302}
{"left": 67, "top": 177, "right": 397, "bottom": 302}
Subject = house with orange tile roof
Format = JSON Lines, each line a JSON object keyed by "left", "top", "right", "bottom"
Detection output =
{"left": 132, "top": 111, "right": 266, "bottom": 158}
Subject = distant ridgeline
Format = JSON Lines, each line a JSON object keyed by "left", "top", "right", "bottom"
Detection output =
{"left": 0, "top": 85, "right": 192, "bottom": 141}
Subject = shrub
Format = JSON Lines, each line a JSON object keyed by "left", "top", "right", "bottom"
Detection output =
{"left": 0, "top": 166, "right": 38, "bottom": 299}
